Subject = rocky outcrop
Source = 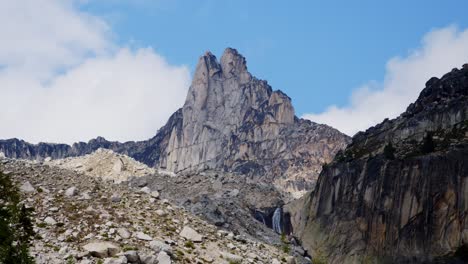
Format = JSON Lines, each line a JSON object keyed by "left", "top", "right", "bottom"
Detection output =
{"left": 0, "top": 48, "right": 349, "bottom": 198}
{"left": 287, "top": 65, "right": 468, "bottom": 263}
{"left": 45, "top": 148, "right": 155, "bottom": 183}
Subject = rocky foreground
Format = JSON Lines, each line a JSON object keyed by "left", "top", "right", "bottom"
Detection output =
{"left": 1, "top": 157, "right": 304, "bottom": 264}
{"left": 35, "top": 148, "right": 297, "bottom": 246}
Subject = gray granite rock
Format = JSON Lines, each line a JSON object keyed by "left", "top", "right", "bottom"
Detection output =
{"left": 82, "top": 241, "right": 120, "bottom": 258}
{"left": 0, "top": 48, "right": 349, "bottom": 199}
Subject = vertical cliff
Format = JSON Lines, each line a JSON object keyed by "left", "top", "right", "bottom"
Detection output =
{"left": 158, "top": 48, "right": 349, "bottom": 197}
{"left": 287, "top": 65, "right": 468, "bottom": 263}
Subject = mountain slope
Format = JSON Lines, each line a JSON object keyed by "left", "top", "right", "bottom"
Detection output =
{"left": 286, "top": 65, "right": 468, "bottom": 263}
{"left": 0, "top": 48, "right": 350, "bottom": 198}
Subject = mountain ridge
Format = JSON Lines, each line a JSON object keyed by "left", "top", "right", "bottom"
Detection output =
{"left": 0, "top": 48, "right": 350, "bottom": 198}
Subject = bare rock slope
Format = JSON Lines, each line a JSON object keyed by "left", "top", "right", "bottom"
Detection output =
{"left": 2, "top": 157, "right": 299, "bottom": 264}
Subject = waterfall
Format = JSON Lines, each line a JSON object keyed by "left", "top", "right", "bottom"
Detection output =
{"left": 272, "top": 207, "right": 282, "bottom": 234}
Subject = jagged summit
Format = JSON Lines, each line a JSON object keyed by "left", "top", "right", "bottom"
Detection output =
{"left": 220, "top": 47, "right": 249, "bottom": 78}
{"left": 0, "top": 48, "right": 350, "bottom": 198}
{"left": 192, "top": 48, "right": 251, "bottom": 88}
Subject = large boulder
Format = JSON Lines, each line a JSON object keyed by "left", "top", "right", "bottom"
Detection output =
{"left": 179, "top": 226, "right": 202, "bottom": 242}
{"left": 156, "top": 251, "right": 171, "bottom": 264}
{"left": 20, "top": 181, "right": 35, "bottom": 193}
{"left": 82, "top": 241, "right": 120, "bottom": 258}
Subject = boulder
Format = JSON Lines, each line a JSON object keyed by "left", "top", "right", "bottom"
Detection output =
{"left": 117, "top": 228, "right": 131, "bottom": 239}
{"left": 150, "top": 191, "right": 160, "bottom": 199}
{"left": 20, "top": 181, "right": 35, "bottom": 193}
{"left": 103, "top": 256, "right": 127, "bottom": 264}
{"left": 149, "top": 240, "right": 171, "bottom": 253}
{"left": 140, "top": 253, "right": 158, "bottom": 264}
{"left": 140, "top": 186, "right": 151, "bottom": 194}
{"left": 44, "top": 216, "right": 57, "bottom": 225}
{"left": 179, "top": 226, "right": 202, "bottom": 242}
{"left": 135, "top": 231, "right": 152, "bottom": 241}
{"left": 220, "top": 252, "right": 242, "bottom": 262}
{"left": 65, "top": 186, "right": 78, "bottom": 197}
{"left": 155, "top": 209, "right": 167, "bottom": 217}
{"left": 124, "top": 251, "right": 140, "bottom": 263}
{"left": 156, "top": 251, "right": 171, "bottom": 264}
{"left": 82, "top": 241, "right": 120, "bottom": 258}
{"left": 111, "top": 195, "right": 122, "bottom": 203}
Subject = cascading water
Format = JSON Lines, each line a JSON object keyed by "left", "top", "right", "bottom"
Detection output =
{"left": 252, "top": 206, "right": 292, "bottom": 235}
{"left": 272, "top": 207, "right": 282, "bottom": 234}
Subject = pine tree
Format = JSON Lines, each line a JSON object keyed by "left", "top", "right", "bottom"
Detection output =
{"left": 0, "top": 171, "right": 35, "bottom": 264}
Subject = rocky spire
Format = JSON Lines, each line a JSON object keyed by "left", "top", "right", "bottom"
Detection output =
{"left": 220, "top": 48, "right": 251, "bottom": 82}
{"left": 161, "top": 48, "right": 349, "bottom": 197}
{"left": 0, "top": 48, "right": 351, "bottom": 198}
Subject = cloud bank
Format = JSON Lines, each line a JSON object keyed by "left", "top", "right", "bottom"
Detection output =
{"left": 0, "top": 0, "right": 190, "bottom": 144}
{"left": 303, "top": 26, "right": 468, "bottom": 136}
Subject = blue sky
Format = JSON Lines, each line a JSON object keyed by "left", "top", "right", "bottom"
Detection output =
{"left": 82, "top": 0, "right": 468, "bottom": 115}
{"left": 2, "top": 1, "right": 468, "bottom": 143}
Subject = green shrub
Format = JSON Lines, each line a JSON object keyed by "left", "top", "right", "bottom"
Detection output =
{"left": 383, "top": 142, "right": 396, "bottom": 160}
{"left": 0, "top": 171, "right": 35, "bottom": 263}
{"left": 421, "top": 132, "right": 435, "bottom": 153}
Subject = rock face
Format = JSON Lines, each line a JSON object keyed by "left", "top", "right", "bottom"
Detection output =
{"left": 160, "top": 48, "right": 349, "bottom": 197}
{"left": 287, "top": 65, "right": 468, "bottom": 263}
{"left": 0, "top": 48, "right": 350, "bottom": 198}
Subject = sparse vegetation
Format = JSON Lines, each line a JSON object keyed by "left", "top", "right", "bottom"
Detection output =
{"left": 122, "top": 245, "right": 138, "bottom": 251}
{"left": 0, "top": 171, "right": 35, "bottom": 263}
{"left": 335, "top": 150, "right": 346, "bottom": 162}
{"left": 312, "top": 251, "right": 328, "bottom": 264}
{"left": 282, "top": 244, "right": 290, "bottom": 253}
{"left": 280, "top": 233, "right": 287, "bottom": 243}
{"left": 280, "top": 232, "right": 291, "bottom": 254}
{"left": 184, "top": 240, "right": 195, "bottom": 249}
{"left": 66, "top": 256, "right": 75, "bottom": 264}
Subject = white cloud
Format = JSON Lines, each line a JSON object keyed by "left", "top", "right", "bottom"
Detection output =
{"left": 303, "top": 25, "right": 468, "bottom": 136}
{"left": 0, "top": 0, "right": 190, "bottom": 144}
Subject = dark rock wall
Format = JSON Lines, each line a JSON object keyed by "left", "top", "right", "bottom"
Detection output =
{"left": 287, "top": 65, "right": 468, "bottom": 263}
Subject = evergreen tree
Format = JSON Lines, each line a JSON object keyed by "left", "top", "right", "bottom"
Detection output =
{"left": 0, "top": 171, "right": 35, "bottom": 264}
